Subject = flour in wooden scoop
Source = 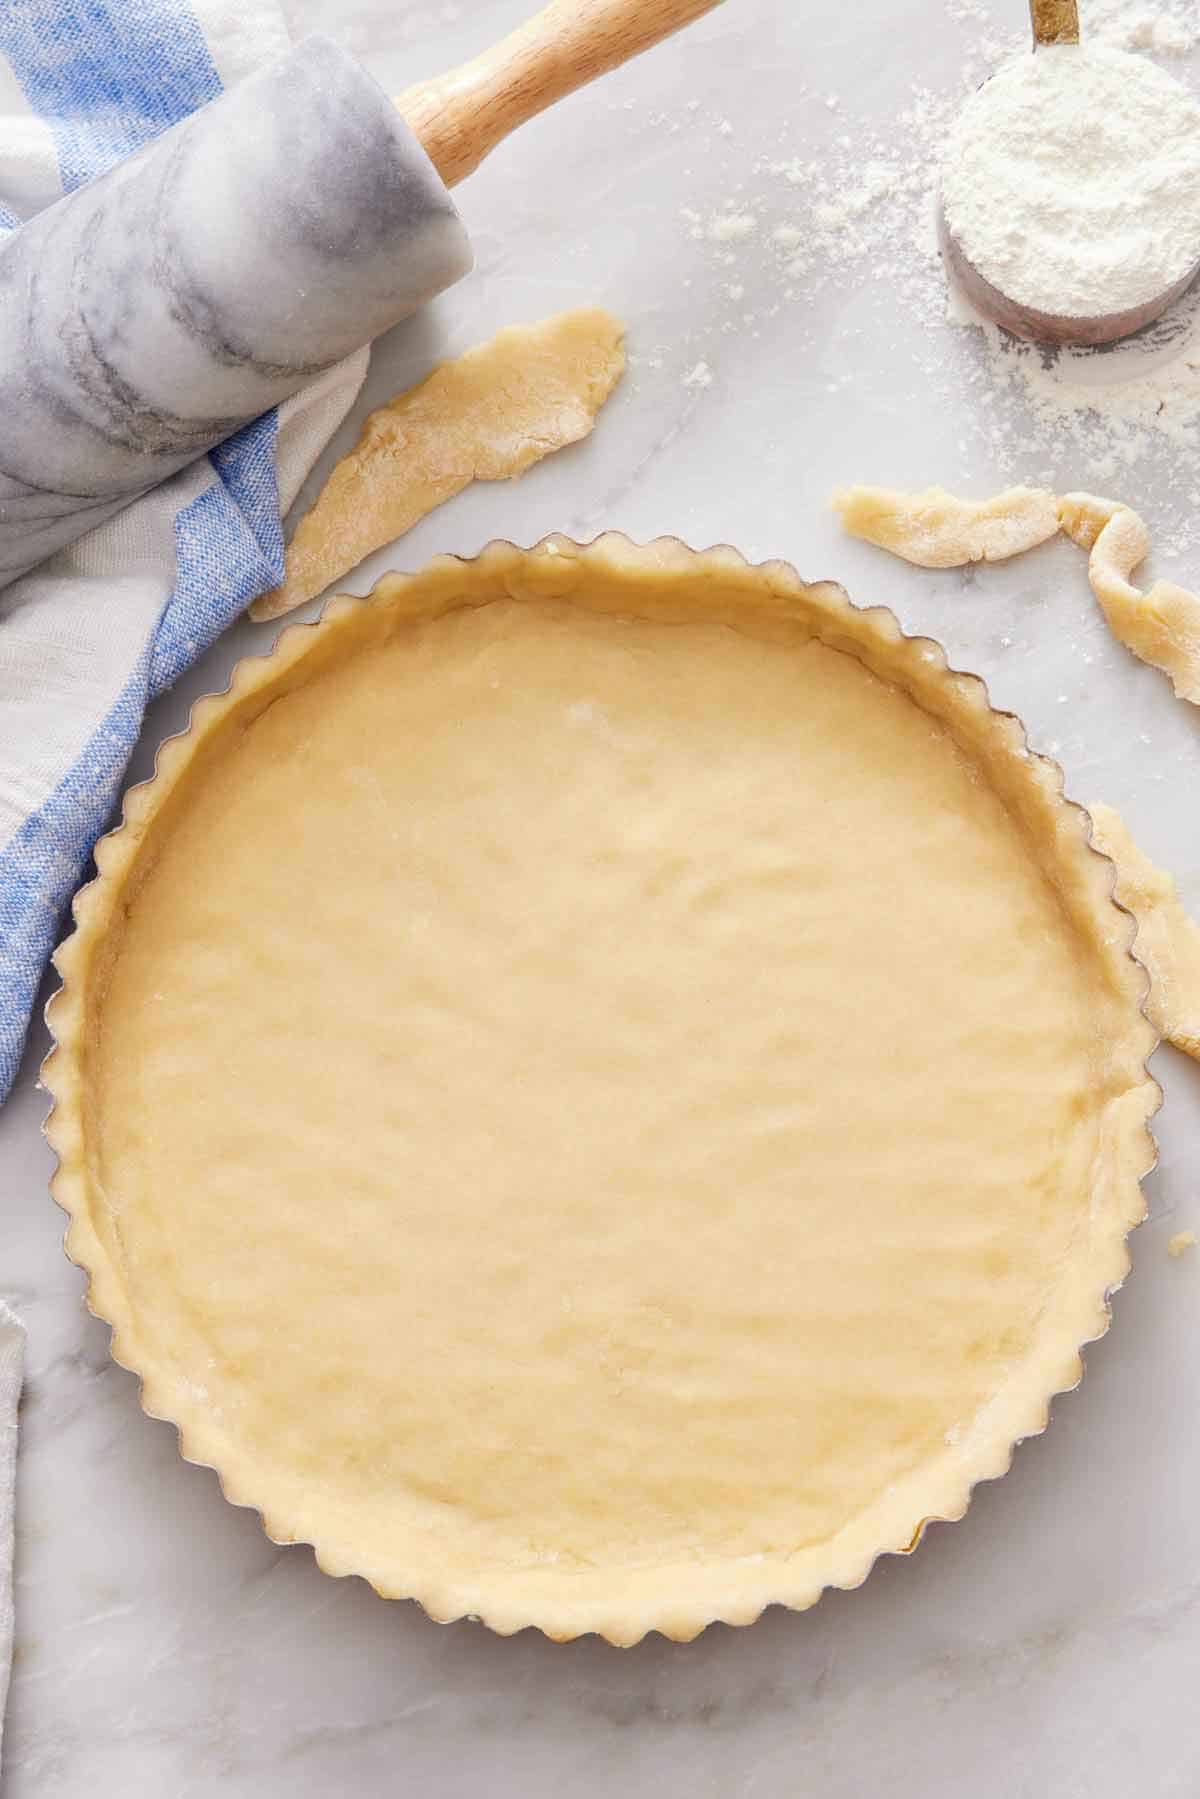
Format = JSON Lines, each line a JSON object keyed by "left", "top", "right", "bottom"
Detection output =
{"left": 941, "top": 44, "right": 1200, "bottom": 320}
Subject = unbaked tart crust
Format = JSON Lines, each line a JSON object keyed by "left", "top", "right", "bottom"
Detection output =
{"left": 43, "top": 536, "right": 1158, "bottom": 1646}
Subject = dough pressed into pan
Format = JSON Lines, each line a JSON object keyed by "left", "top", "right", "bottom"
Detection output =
{"left": 46, "top": 538, "right": 1155, "bottom": 1644}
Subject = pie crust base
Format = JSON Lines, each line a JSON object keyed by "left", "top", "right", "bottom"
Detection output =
{"left": 43, "top": 536, "right": 1157, "bottom": 1645}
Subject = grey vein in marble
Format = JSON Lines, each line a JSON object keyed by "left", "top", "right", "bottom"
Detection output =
{"left": 0, "top": 35, "right": 471, "bottom": 590}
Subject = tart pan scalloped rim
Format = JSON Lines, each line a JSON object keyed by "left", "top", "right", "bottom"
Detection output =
{"left": 40, "top": 533, "right": 1161, "bottom": 1646}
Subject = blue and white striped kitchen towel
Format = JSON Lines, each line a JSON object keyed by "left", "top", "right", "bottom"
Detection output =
{"left": 0, "top": 0, "right": 371, "bottom": 1103}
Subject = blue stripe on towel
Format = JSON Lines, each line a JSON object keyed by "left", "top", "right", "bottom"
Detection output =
{"left": 0, "top": 652, "right": 151, "bottom": 1094}
{"left": 0, "top": 0, "right": 221, "bottom": 188}
{"left": 153, "top": 414, "right": 284, "bottom": 697}
{"left": 0, "top": 3, "right": 286, "bottom": 1097}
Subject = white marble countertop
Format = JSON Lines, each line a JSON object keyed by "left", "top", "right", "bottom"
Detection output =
{"left": 5, "top": 0, "right": 1200, "bottom": 1792}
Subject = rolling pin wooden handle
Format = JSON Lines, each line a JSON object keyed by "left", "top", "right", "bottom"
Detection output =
{"left": 1029, "top": 0, "right": 1079, "bottom": 46}
{"left": 397, "top": 0, "right": 723, "bottom": 189}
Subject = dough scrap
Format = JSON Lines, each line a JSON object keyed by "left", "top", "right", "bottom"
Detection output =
{"left": 251, "top": 308, "right": 626, "bottom": 622}
{"left": 1059, "top": 493, "right": 1200, "bottom": 704}
{"left": 831, "top": 484, "right": 1060, "bottom": 569}
{"left": 1168, "top": 1230, "right": 1197, "bottom": 1258}
{"left": 831, "top": 481, "right": 1200, "bottom": 705}
{"left": 1089, "top": 800, "right": 1200, "bottom": 1061}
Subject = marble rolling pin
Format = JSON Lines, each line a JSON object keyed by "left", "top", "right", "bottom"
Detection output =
{"left": 0, "top": 0, "right": 719, "bottom": 592}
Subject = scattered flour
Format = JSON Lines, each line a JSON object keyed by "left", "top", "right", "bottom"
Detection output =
{"left": 705, "top": 211, "right": 757, "bottom": 243}
{"left": 1088, "top": 0, "right": 1195, "bottom": 53}
{"left": 667, "top": 0, "right": 1200, "bottom": 553}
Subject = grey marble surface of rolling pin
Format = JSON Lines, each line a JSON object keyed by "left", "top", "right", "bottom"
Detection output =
{"left": 0, "top": 34, "right": 472, "bottom": 591}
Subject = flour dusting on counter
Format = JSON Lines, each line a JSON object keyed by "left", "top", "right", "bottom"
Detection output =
{"left": 669, "top": 0, "right": 1200, "bottom": 552}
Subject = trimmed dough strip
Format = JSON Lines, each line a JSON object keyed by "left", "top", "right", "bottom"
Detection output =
{"left": 252, "top": 308, "right": 626, "bottom": 623}
{"left": 832, "top": 481, "right": 1200, "bottom": 704}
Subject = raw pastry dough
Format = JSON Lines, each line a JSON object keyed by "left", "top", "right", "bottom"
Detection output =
{"left": 251, "top": 309, "right": 625, "bottom": 622}
{"left": 1088, "top": 800, "right": 1200, "bottom": 1061}
{"left": 46, "top": 540, "right": 1155, "bottom": 1646}
{"left": 831, "top": 484, "right": 1059, "bottom": 568}
{"left": 832, "top": 482, "right": 1200, "bottom": 704}
{"left": 1058, "top": 493, "right": 1200, "bottom": 704}
{"left": 1168, "top": 1231, "right": 1197, "bottom": 1258}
